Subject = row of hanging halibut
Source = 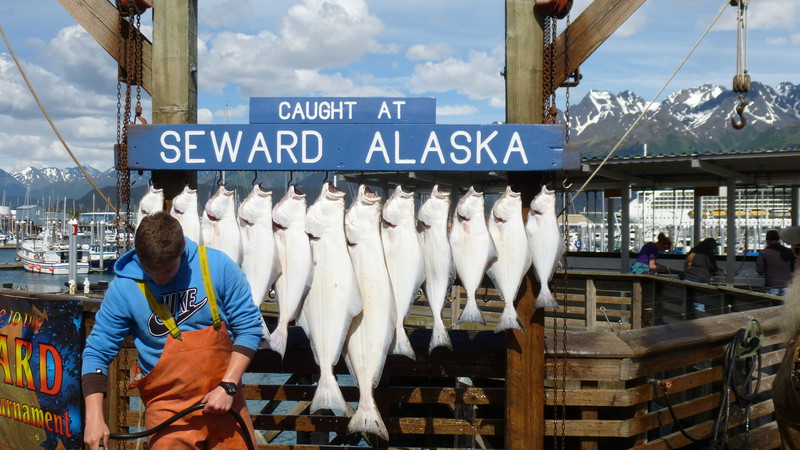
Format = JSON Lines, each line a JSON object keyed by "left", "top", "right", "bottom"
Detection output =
{"left": 135, "top": 181, "right": 564, "bottom": 440}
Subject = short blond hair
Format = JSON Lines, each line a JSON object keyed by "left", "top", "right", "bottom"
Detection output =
{"left": 135, "top": 211, "right": 185, "bottom": 267}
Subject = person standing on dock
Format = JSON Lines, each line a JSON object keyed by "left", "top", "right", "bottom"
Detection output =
{"left": 629, "top": 232, "right": 672, "bottom": 274}
{"left": 756, "top": 229, "right": 795, "bottom": 296}
{"left": 81, "top": 212, "right": 263, "bottom": 449}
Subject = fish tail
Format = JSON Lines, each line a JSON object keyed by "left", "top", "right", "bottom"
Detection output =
{"left": 258, "top": 318, "right": 272, "bottom": 350}
{"left": 535, "top": 285, "right": 560, "bottom": 309}
{"left": 347, "top": 395, "right": 389, "bottom": 440}
{"left": 390, "top": 326, "right": 416, "bottom": 360}
{"left": 428, "top": 320, "right": 453, "bottom": 354}
{"left": 495, "top": 307, "right": 525, "bottom": 333}
{"left": 269, "top": 323, "right": 288, "bottom": 358}
{"left": 310, "top": 370, "right": 347, "bottom": 414}
{"left": 456, "top": 298, "right": 486, "bottom": 325}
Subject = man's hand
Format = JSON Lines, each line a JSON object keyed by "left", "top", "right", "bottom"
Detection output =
{"left": 202, "top": 385, "right": 235, "bottom": 414}
{"left": 84, "top": 393, "right": 110, "bottom": 450}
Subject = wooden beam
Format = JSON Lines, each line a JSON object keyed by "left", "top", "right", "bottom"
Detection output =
{"left": 150, "top": 0, "right": 199, "bottom": 201}
{"left": 56, "top": 0, "right": 152, "bottom": 94}
{"left": 550, "top": 0, "right": 647, "bottom": 93}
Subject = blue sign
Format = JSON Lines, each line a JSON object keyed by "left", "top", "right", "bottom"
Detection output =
{"left": 250, "top": 97, "right": 436, "bottom": 124}
{"left": 126, "top": 123, "right": 564, "bottom": 172}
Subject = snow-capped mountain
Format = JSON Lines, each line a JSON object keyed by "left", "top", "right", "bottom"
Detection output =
{"left": 11, "top": 166, "right": 105, "bottom": 187}
{"left": 568, "top": 81, "right": 800, "bottom": 157}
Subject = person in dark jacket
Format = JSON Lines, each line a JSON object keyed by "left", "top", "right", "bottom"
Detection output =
{"left": 683, "top": 238, "right": 723, "bottom": 284}
{"left": 757, "top": 229, "right": 796, "bottom": 296}
{"left": 682, "top": 238, "right": 724, "bottom": 316}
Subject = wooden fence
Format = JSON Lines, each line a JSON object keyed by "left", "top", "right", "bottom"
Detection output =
{"left": 85, "top": 273, "right": 785, "bottom": 449}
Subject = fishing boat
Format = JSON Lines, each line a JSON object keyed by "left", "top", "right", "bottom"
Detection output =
{"left": 16, "top": 238, "right": 90, "bottom": 275}
{"left": 88, "top": 242, "right": 120, "bottom": 272}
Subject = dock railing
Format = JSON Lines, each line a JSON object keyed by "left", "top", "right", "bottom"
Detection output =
{"left": 87, "top": 272, "right": 785, "bottom": 449}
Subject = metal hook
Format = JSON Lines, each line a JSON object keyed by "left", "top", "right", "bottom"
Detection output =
{"left": 562, "top": 177, "right": 573, "bottom": 189}
{"left": 215, "top": 171, "right": 223, "bottom": 186}
{"left": 252, "top": 170, "right": 258, "bottom": 186}
{"left": 731, "top": 100, "right": 748, "bottom": 130}
{"left": 287, "top": 171, "right": 294, "bottom": 188}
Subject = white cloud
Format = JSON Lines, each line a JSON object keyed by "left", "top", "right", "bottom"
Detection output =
{"left": 437, "top": 104, "right": 479, "bottom": 116}
{"left": 406, "top": 43, "right": 454, "bottom": 61}
{"left": 409, "top": 47, "right": 504, "bottom": 107}
{"left": 198, "top": 109, "right": 214, "bottom": 124}
{"left": 213, "top": 104, "right": 249, "bottom": 120}
{"left": 766, "top": 37, "right": 788, "bottom": 45}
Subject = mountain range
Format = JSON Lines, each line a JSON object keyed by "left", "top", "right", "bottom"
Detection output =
{"left": 1, "top": 82, "right": 798, "bottom": 209}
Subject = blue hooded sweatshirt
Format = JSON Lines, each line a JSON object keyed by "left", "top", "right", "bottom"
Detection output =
{"left": 81, "top": 238, "right": 263, "bottom": 379}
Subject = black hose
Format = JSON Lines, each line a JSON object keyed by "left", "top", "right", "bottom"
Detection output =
{"left": 108, "top": 402, "right": 256, "bottom": 450}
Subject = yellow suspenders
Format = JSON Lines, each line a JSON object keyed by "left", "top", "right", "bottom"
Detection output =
{"left": 137, "top": 245, "right": 221, "bottom": 341}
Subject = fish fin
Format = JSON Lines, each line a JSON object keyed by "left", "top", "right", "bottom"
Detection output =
{"left": 495, "top": 308, "right": 525, "bottom": 333}
{"left": 269, "top": 324, "right": 288, "bottom": 358}
{"left": 348, "top": 396, "right": 389, "bottom": 440}
{"left": 428, "top": 322, "right": 453, "bottom": 353}
{"left": 310, "top": 371, "right": 347, "bottom": 414}
{"left": 456, "top": 299, "right": 486, "bottom": 325}
{"left": 535, "top": 285, "right": 560, "bottom": 309}
{"left": 390, "top": 326, "right": 416, "bottom": 360}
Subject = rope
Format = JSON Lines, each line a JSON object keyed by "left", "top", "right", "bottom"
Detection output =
{"left": 106, "top": 402, "right": 256, "bottom": 450}
{"left": 0, "top": 24, "right": 121, "bottom": 219}
{"left": 651, "top": 320, "right": 762, "bottom": 447}
{"left": 562, "top": 0, "right": 731, "bottom": 213}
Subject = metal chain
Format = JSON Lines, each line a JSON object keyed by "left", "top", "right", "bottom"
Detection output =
{"left": 542, "top": 16, "right": 555, "bottom": 123}
{"left": 564, "top": 12, "right": 571, "bottom": 145}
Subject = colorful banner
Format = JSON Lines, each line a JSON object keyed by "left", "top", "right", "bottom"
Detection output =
{"left": 0, "top": 296, "right": 83, "bottom": 449}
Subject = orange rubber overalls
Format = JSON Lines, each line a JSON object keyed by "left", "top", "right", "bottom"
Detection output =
{"left": 775, "top": 335, "right": 800, "bottom": 449}
{"left": 129, "top": 246, "right": 256, "bottom": 448}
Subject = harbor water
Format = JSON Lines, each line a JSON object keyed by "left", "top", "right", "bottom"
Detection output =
{"left": 0, "top": 248, "right": 116, "bottom": 293}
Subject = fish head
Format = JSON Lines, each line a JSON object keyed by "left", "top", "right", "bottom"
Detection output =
{"left": 204, "top": 185, "right": 235, "bottom": 221}
{"left": 272, "top": 185, "right": 307, "bottom": 230}
{"left": 238, "top": 184, "right": 273, "bottom": 225}
{"left": 418, "top": 185, "right": 451, "bottom": 228}
{"left": 305, "top": 183, "right": 346, "bottom": 239}
{"left": 170, "top": 186, "right": 197, "bottom": 216}
{"left": 454, "top": 186, "right": 484, "bottom": 222}
{"left": 529, "top": 185, "right": 556, "bottom": 217}
{"left": 345, "top": 185, "right": 381, "bottom": 244}
{"left": 491, "top": 186, "right": 522, "bottom": 223}
{"left": 382, "top": 185, "right": 414, "bottom": 227}
{"left": 139, "top": 185, "right": 164, "bottom": 216}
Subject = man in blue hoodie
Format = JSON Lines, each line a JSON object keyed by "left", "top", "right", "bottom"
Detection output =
{"left": 81, "top": 211, "right": 263, "bottom": 449}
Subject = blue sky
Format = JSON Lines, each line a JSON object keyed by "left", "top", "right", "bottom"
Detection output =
{"left": 0, "top": 0, "right": 798, "bottom": 172}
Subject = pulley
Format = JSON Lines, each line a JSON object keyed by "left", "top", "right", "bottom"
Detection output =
{"left": 118, "top": 0, "right": 152, "bottom": 15}
{"left": 535, "top": 0, "right": 573, "bottom": 20}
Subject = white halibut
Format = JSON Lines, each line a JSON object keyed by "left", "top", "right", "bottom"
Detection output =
{"left": 135, "top": 185, "right": 164, "bottom": 230}
{"left": 170, "top": 185, "right": 201, "bottom": 244}
{"left": 300, "top": 182, "right": 362, "bottom": 414}
{"left": 449, "top": 186, "right": 496, "bottom": 325}
{"left": 487, "top": 186, "right": 531, "bottom": 332}
{"left": 526, "top": 185, "right": 564, "bottom": 309}
{"left": 270, "top": 186, "right": 314, "bottom": 358}
{"left": 238, "top": 184, "right": 280, "bottom": 348}
{"left": 417, "top": 185, "right": 454, "bottom": 352}
{"left": 343, "top": 185, "right": 396, "bottom": 440}
{"left": 381, "top": 185, "right": 425, "bottom": 360}
{"left": 201, "top": 185, "right": 242, "bottom": 265}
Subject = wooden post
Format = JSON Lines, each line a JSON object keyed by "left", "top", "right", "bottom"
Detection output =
{"left": 505, "top": 2, "right": 544, "bottom": 448}
{"left": 585, "top": 279, "right": 597, "bottom": 331}
{"left": 150, "top": 0, "right": 198, "bottom": 203}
